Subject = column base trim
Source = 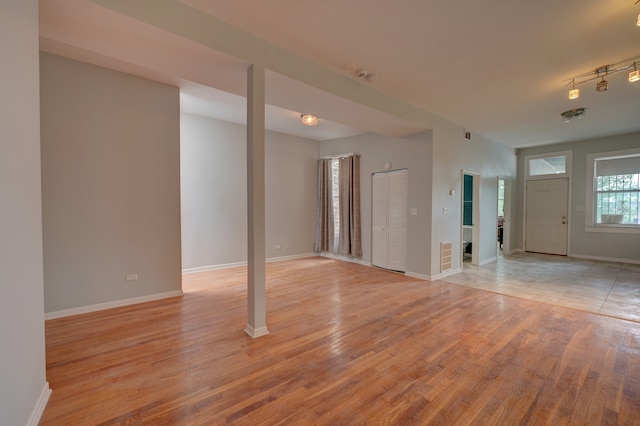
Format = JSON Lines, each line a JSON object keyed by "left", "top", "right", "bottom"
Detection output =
{"left": 244, "top": 325, "right": 269, "bottom": 339}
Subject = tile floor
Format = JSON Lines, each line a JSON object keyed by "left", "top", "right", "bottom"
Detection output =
{"left": 441, "top": 252, "right": 640, "bottom": 323}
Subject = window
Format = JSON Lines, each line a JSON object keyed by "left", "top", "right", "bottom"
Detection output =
{"left": 529, "top": 156, "right": 566, "bottom": 176}
{"left": 463, "top": 174, "right": 473, "bottom": 226}
{"left": 314, "top": 155, "right": 362, "bottom": 257}
{"left": 525, "top": 151, "right": 572, "bottom": 180}
{"left": 331, "top": 158, "right": 340, "bottom": 246}
{"left": 497, "top": 179, "right": 505, "bottom": 217}
{"left": 586, "top": 148, "right": 640, "bottom": 232}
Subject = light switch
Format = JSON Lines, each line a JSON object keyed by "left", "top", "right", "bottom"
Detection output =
{"left": 410, "top": 208, "right": 418, "bottom": 216}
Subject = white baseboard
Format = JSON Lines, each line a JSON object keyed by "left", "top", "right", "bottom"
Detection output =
{"left": 27, "top": 382, "right": 51, "bottom": 426}
{"left": 182, "top": 261, "right": 246, "bottom": 274}
{"left": 182, "top": 253, "right": 316, "bottom": 274}
{"left": 508, "top": 248, "right": 524, "bottom": 255}
{"left": 45, "top": 290, "right": 183, "bottom": 320}
{"left": 429, "top": 268, "right": 463, "bottom": 281}
{"left": 404, "top": 271, "right": 430, "bottom": 281}
{"left": 569, "top": 253, "right": 640, "bottom": 265}
{"left": 320, "top": 253, "right": 460, "bottom": 281}
{"left": 479, "top": 256, "right": 497, "bottom": 266}
{"left": 266, "top": 253, "right": 316, "bottom": 263}
{"left": 244, "top": 325, "right": 269, "bottom": 338}
{"left": 319, "top": 252, "right": 371, "bottom": 267}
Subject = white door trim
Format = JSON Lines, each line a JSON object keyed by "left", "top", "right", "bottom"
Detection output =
{"left": 522, "top": 151, "right": 573, "bottom": 256}
{"left": 461, "top": 170, "right": 480, "bottom": 268}
{"left": 498, "top": 176, "right": 512, "bottom": 255}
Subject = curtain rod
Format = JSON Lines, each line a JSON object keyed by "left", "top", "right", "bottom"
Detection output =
{"left": 321, "top": 152, "right": 357, "bottom": 159}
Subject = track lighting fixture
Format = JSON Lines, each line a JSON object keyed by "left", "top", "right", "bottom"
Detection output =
{"left": 596, "top": 76, "right": 608, "bottom": 92}
{"left": 301, "top": 114, "right": 318, "bottom": 126}
{"left": 568, "top": 79, "right": 580, "bottom": 99}
{"left": 565, "top": 56, "right": 640, "bottom": 97}
{"left": 630, "top": 62, "right": 640, "bottom": 82}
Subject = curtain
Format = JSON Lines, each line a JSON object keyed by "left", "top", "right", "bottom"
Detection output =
{"left": 338, "top": 155, "right": 362, "bottom": 258}
{"left": 314, "top": 158, "right": 334, "bottom": 253}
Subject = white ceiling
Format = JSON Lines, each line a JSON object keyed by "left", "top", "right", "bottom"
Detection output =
{"left": 40, "top": 0, "right": 640, "bottom": 147}
{"left": 180, "top": 82, "right": 366, "bottom": 141}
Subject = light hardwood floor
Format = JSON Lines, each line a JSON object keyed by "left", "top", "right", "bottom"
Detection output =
{"left": 41, "top": 256, "right": 640, "bottom": 425}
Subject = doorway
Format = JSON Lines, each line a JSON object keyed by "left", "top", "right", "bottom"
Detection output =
{"left": 525, "top": 178, "right": 568, "bottom": 255}
{"left": 497, "top": 178, "right": 511, "bottom": 256}
{"left": 371, "top": 169, "right": 408, "bottom": 272}
{"left": 461, "top": 171, "right": 480, "bottom": 267}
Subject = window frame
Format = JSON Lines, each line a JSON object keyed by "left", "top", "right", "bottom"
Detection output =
{"left": 585, "top": 147, "right": 640, "bottom": 234}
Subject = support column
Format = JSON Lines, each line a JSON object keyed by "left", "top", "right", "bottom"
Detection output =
{"left": 245, "top": 64, "right": 269, "bottom": 338}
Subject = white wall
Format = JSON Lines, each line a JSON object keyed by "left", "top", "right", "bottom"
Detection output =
{"left": 318, "top": 131, "right": 433, "bottom": 277}
{"left": 431, "top": 116, "right": 517, "bottom": 275}
{"left": 515, "top": 131, "right": 640, "bottom": 262}
{"left": 40, "top": 53, "right": 182, "bottom": 313}
{"left": 265, "top": 127, "right": 318, "bottom": 259}
{"left": 0, "top": 1, "right": 50, "bottom": 424}
{"left": 180, "top": 113, "right": 318, "bottom": 270}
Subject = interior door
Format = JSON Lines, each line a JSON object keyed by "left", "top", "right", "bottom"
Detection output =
{"left": 525, "top": 178, "right": 568, "bottom": 255}
{"left": 386, "top": 170, "right": 408, "bottom": 271}
{"left": 371, "top": 170, "right": 407, "bottom": 272}
{"left": 371, "top": 173, "right": 389, "bottom": 268}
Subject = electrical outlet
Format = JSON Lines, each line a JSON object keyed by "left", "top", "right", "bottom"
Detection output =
{"left": 442, "top": 207, "right": 447, "bottom": 215}
{"left": 275, "top": 245, "right": 281, "bottom": 250}
{"left": 126, "top": 274, "right": 138, "bottom": 281}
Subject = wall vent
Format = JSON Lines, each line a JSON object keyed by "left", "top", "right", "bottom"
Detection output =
{"left": 440, "top": 242, "right": 452, "bottom": 272}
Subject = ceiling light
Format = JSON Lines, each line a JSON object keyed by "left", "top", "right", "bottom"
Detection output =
{"left": 568, "top": 88, "right": 580, "bottom": 99}
{"left": 568, "top": 79, "right": 580, "bottom": 99}
{"left": 630, "top": 62, "right": 640, "bottom": 82}
{"left": 301, "top": 114, "right": 318, "bottom": 126}
{"left": 345, "top": 64, "right": 379, "bottom": 83}
{"left": 561, "top": 108, "right": 587, "bottom": 123}
{"left": 565, "top": 56, "right": 640, "bottom": 96}
{"left": 596, "top": 77, "right": 608, "bottom": 92}
{"left": 637, "top": 12, "right": 640, "bottom": 26}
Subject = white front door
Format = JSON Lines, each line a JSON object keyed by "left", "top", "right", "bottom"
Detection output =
{"left": 525, "top": 178, "right": 568, "bottom": 255}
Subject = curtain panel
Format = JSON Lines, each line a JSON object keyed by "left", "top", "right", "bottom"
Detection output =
{"left": 338, "top": 155, "right": 362, "bottom": 257}
{"left": 314, "top": 155, "right": 362, "bottom": 258}
{"left": 313, "top": 158, "right": 334, "bottom": 253}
